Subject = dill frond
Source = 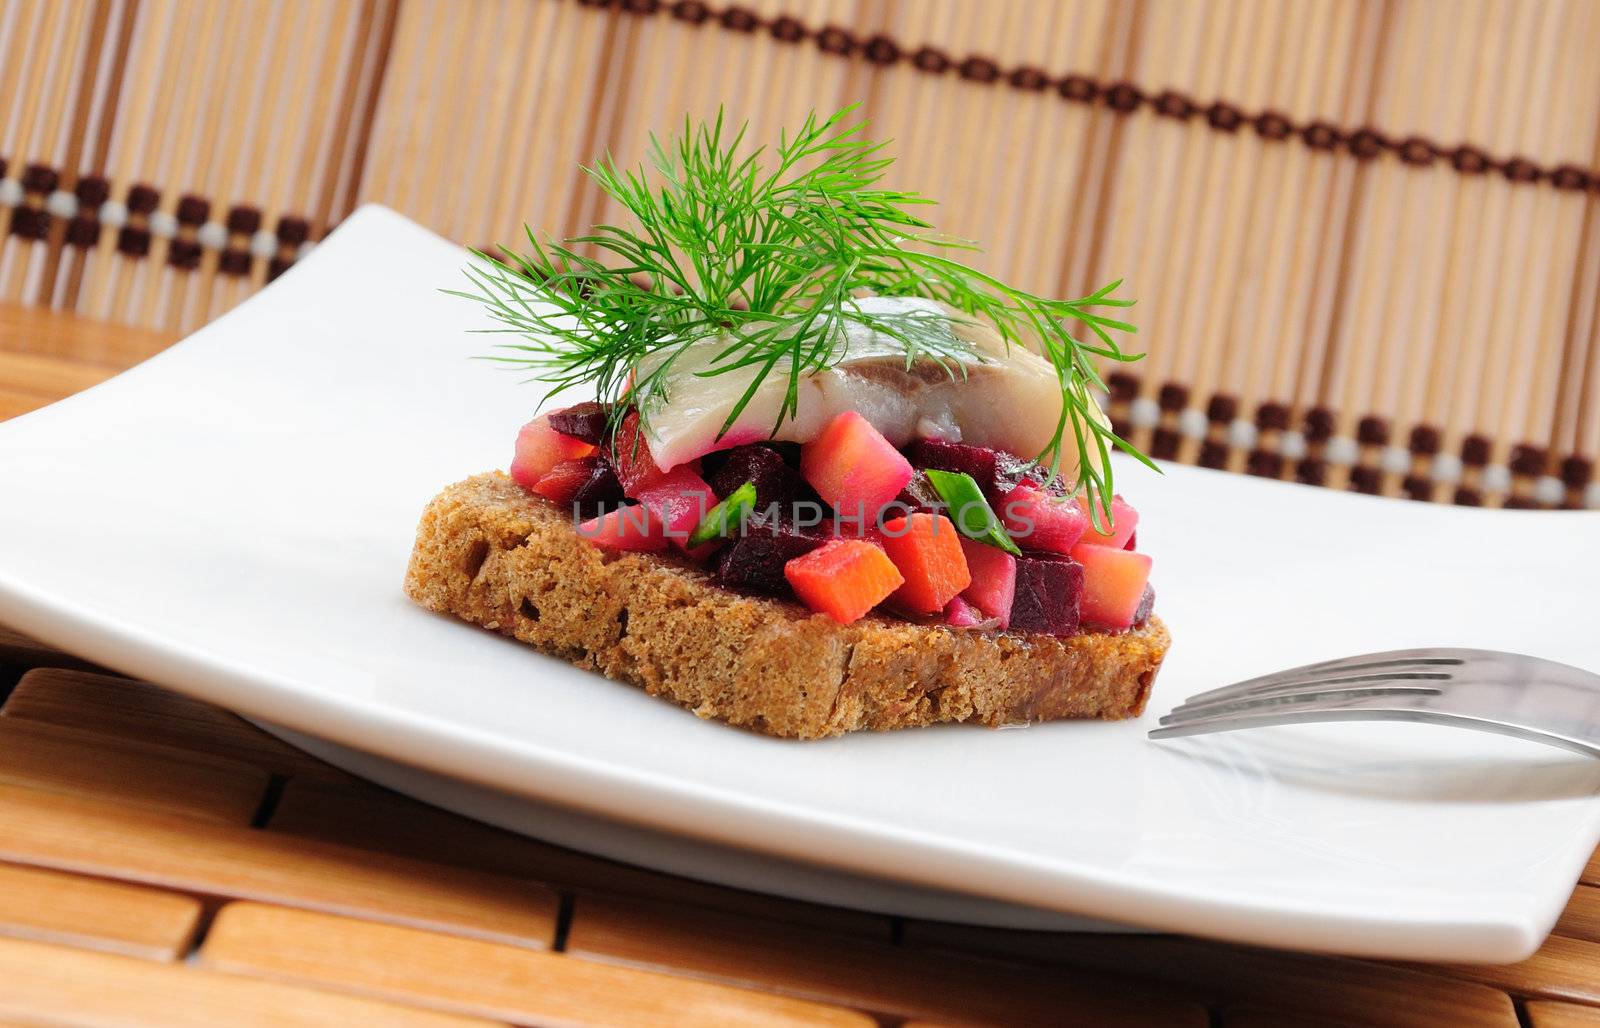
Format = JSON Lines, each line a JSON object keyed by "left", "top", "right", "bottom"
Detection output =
{"left": 450, "top": 105, "right": 1154, "bottom": 522}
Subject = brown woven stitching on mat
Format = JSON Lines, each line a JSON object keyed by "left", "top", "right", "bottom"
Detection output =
{"left": 574, "top": 0, "right": 1600, "bottom": 192}
{"left": 0, "top": 163, "right": 318, "bottom": 278}
{"left": 1098, "top": 378, "right": 1595, "bottom": 510}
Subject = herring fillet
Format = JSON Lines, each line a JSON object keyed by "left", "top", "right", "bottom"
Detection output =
{"left": 638, "top": 296, "right": 1104, "bottom": 480}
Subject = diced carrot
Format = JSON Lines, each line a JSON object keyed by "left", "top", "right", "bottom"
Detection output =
{"left": 784, "top": 540, "right": 904, "bottom": 624}
{"left": 879, "top": 513, "right": 972, "bottom": 614}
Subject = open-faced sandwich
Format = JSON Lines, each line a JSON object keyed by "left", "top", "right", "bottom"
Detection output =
{"left": 405, "top": 108, "right": 1169, "bottom": 738}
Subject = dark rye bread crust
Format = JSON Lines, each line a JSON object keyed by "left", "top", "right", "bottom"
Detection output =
{"left": 404, "top": 473, "right": 1170, "bottom": 739}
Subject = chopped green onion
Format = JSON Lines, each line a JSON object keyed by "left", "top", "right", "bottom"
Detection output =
{"left": 923, "top": 469, "right": 1021, "bottom": 555}
{"left": 688, "top": 481, "right": 758, "bottom": 547}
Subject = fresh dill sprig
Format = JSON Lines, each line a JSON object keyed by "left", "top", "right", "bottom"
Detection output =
{"left": 450, "top": 105, "right": 1155, "bottom": 522}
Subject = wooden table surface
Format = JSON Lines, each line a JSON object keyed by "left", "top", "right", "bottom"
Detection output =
{"left": 4, "top": 303, "right": 1600, "bottom": 1026}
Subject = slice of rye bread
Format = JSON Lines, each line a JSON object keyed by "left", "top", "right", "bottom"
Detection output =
{"left": 405, "top": 472, "right": 1170, "bottom": 739}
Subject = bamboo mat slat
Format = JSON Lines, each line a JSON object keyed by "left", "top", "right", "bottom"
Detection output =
{"left": 0, "top": 862, "right": 203, "bottom": 961}
{"left": 2, "top": 2, "right": 1598, "bottom": 509}
{"left": 6, "top": 667, "right": 360, "bottom": 783}
{"left": 267, "top": 776, "right": 895, "bottom": 938}
{"left": 563, "top": 891, "right": 1211, "bottom": 1026}
{"left": 0, "top": 717, "right": 269, "bottom": 825}
{"left": 0, "top": 776, "right": 561, "bottom": 947}
{"left": 2, "top": 621, "right": 1600, "bottom": 1023}
{"left": 1528, "top": 1001, "right": 1600, "bottom": 1028}
{"left": 0, "top": 936, "right": 500, "bottom": 1028}
{"left": 198, "top": 902, "right": 877, "bottom": 1028}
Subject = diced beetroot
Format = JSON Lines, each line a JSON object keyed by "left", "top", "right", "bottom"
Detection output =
{"left": 571, "top": 460, "right": 625, "bottom": 518}
{"left": 958, "top": 537, "right": 1016, "bottom": 630}
{"left": 533, "top": 456, "right": 624, "bottom": 518}
{"left": 944, "top": 595, "right": 984, "bottom": 627}
{"left": 801, "top": 412, "right": 914, "bottom": 521}
{"left": 910, "top": 439, "right": 1000, "bottom": 495}
{"left": 1132, "top": 584, "right": 1156, "bottom": 627}
{"left": 714, "top": 520, "right": 825, "bottom": 594}
{"left": 1070, "top": 543, "right": 1153, "bottom": 629}
{"left": 708, "top": 444, "right": 805, "bottom": 512}
{"left": 1008, "top": 554, "right": 1084, "bottom": 636}
{"left": 610, "top": 410, "right": 667, "bottom": 495}
{"left": 785, "top": 539, "right": 904, "bottom": 624}
{"left": 999, "top": 484, "right": 1090, "bottom": 554}
{"left": 634, "top": 465, "right": 719, "bottom": 557}
{"left": 533, "top": 458, "right": 594, "bottom": 507}
{"left": 510, "top": 414, "right": 597, "bottom": 489}
{"left": 992, "top": 451, "right": 1068, "bottom": 502}
{"left": 1076, "top": 495, "right": 1140, "bottom": 549}
{"left": 880, "top": 513, "right": 971, "bottom": 614}
{"left": 577, "top": 504, "right": 669, "bottom": 552}
{"left": 547, "top": 401, "right": 613, "bottom": 445}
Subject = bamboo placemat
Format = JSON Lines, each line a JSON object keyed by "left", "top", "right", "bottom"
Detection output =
{"left": 4, "top": 621, "right": 1600, "bottom": 1025}
{"left": 2, "top": 0, "right": 1597, "bottom": 515}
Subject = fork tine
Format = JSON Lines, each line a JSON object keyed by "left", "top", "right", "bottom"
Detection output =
{"left": 1148, "top": 704, "right": 1446, "bottom": 740}
{"left": 1158, "top": 682, "right": 1446, "bottom": 726}
{"left": 1149, "top": 701, "right": 1600, "bottom": 759}
{"left": 1151, "top": 685, "right": 1448, "bottom": 737}
{"left": 1165, "top": 671, "right": 1454, "bottom": 719}
{"left": 1172, "top": 649, "right": 1469, "bottom": 709}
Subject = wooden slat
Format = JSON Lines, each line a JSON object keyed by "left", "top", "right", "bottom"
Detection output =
{"left": 0, "top": 862, "right": 201, "bottom": 961}
{"left": 269, "top": 777, "right": 892, "bottom": 939}
{"left": 1528, "top": 1000, "right": 1600, "bottom": 1027}
{"left": 0, "top": 936, "right": 499, "bottom": 1027}
{"left": 4, "top": 668, "right": 355, "bottom": 782}
{"left": 0, "top": 350, "right": 116, "bottom": 401}
{"left": 0, "top": 780, "right": 558, "bottom": 949}
{"left": 0, "top": 302, "right": 174, "bottom": 371}
{"left": 901, "top": 921, "right": 1519, "bottom": 1028}
{"left": 0, "top": 717, "right": 268, "bottom": 824}
{"left": 1218, "top": 1010, "right": 1356, "bottom": 1028}
{"left": 0, "top": 624, "right": 97, "bottom": 671}
{"left": 201, "top": 901, "right": 874, "bottom": 1028}
{"left": 1557, "top": 886, "right": 1600, "bottom": 944}
{"left": 1583, "top": 847, "right": 1600, "bottom": 888}
{"left": 1418, "top": 936, "right": 1600, "bottom": 1006}
{"left": 0, "top": 388, "right": 53, "bottom": 421}
{"left": 564, "top": 893, "right": 1208, "bottom": 1027}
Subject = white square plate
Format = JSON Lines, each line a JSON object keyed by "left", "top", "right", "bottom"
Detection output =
{"left": 3, "top": 206, "right": 1598, "bottom": 962}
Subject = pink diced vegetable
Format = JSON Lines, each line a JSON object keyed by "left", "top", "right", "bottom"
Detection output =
{"left": 1070, "top": 543, "right": 1153, "bottom": 629}
{"left": 944, "top": 595, "right": 984, "bottom": 627}
{"left": 635, "top": 465, "right": 720, "bottom": 557}
{"left": 510, "top": 414, "right": 596, "bottom": 489}
{"left": 800, "top": 412, "right": 914, "bottom": 519}
{"left": 999, "top": 483, "right": 1090, "bottom": 554}
{"left": 958, "top": 537, "right": 1016, "bottom": 630}
{"left": 577, "top": 504, "right": 670, "bottom": 552}
{"left": 1075, "top": 495, "right": 1140, "bottom": 549}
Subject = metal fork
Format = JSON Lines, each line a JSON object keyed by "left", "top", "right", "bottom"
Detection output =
{"left": 1148, "top": 648, "right": 1600, "bottom": 758}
